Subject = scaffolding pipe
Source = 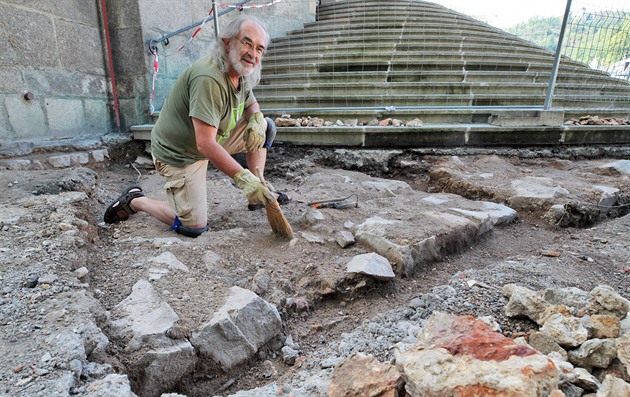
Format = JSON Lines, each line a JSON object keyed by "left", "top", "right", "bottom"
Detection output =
{"left": 212, "top": 0, "right": 220, "bottom": 38}
{"left": 544, "top": 0, "right": 573, "bottom": 110}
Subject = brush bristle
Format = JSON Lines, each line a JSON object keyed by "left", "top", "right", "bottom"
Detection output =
{"left": 255, "top": 166, "right": 294, "bottom": 239}
{"left": 265, "top": 200, "right": 294, "bottom": 239}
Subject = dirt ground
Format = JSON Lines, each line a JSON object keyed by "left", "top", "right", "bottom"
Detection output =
{"left": 1, "top": 142, "right": 629, "bottom": 395}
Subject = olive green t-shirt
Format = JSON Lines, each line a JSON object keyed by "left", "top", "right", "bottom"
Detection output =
{"left": 151, "top": 55, "right": 256, "bottom": 167}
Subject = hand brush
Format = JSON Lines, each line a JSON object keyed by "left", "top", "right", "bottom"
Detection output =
{"left": 256, "top": 167, "right": 294, "bottom": 239}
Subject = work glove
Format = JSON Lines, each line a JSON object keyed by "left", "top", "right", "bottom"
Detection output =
{"left": 262, "top": 179, "right": 276, "bottom": 193}
{"left": 243, "top": 112, "right": 266, "bottom": 152}
{"left": 232, "top": 168, "right": 275, "bottom": 205}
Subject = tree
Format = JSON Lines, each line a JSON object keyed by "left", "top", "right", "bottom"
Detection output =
{"left": 506, "top": 11, "right": 629, "bottom": 73}
{"left": 507, "top": 16, "right": 562, "bottom": 52}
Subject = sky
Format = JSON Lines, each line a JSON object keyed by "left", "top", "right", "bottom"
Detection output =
{"left": 429, "top": 0, "right": 569, "bottom": 28}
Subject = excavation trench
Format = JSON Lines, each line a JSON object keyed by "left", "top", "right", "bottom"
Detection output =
{"left": 1, "top": 143, "right": 629, "bottom": 396}
{"left": 80, "top": 145, "right": 630, "bottom": 396}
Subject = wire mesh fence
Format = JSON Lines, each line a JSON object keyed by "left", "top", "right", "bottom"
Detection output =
{"left": 252, "top": 0, "right": 630, "bottom": 113}
{"left": 563, "top": 0, "right": 630, "bottom": 81}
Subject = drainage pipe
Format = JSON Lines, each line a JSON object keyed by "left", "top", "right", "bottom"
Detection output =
{"left": 99, "top": 0, "right": 121, "bottom": 131}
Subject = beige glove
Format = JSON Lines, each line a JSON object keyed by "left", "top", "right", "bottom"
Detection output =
{"left": 262, "top": 179, "right": 275, "bottom": 193}
{"left": 243, "top": 112, "right": 266, "bottom": 152}
{"left": 232, "top": 169, "right": 274, "bottom": 205}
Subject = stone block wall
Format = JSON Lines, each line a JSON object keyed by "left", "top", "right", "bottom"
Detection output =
{"left": 0, "top": 0, "right": 110, "bottom": 142}
{"left": 0, "top": 0, "right": 316, "bottom": 146}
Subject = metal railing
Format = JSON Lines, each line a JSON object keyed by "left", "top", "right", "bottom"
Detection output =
{"left": 145, "top": 0, "right": 253, "bottom": 54}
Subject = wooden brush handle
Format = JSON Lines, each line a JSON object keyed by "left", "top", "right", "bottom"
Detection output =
{"left": 255, "top": 166, "right": 265, "bottom": 183}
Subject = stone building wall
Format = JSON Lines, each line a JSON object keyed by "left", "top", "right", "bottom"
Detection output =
{"left": 0, "top": 0, "right": 110, "bottom": 143}
{"left": 0, "top": 0, "right": 316, "bottom": 146}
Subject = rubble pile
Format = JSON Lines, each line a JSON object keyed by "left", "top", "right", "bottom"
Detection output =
{"left": 324, "top": 284, "right": 630, "bottom": 397}
{"left": 274, "top": 114, "right": 423, "bottom": 128}
{"left": 564, "top": 115, "right": 630, "bottom": 126}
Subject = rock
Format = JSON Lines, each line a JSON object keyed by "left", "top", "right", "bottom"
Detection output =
{"left": 300, "top": 208, "right": 325, "bottom": 226}
{"left": 618, "top": 333, "right": 630, "bottom": 378}
{"left": 581, "top": 314, "right": 621, "bottom": 339}
{"left": 528, "top": 331, "right": 568, "bottom": 360}
{"left": 25, "top": 274, "right": 39, "bottom": 288}
{"left": 572, "top": 367, "right": 601, "bottom": 391}
{"left": 39, "top": 273, "right": 59, "bottom": 285}
{"left": 328, "top": 352, "right": 403, "bottom": 397}
{"left": 542, "top": 287, "right": 590, "bottom": 315}
{"left": 540, "top": 313, "right": 589, "bottom": 348}
{"left": 406, "top": 118, "right": 423, "bottom": 127}
{"left": 509, "top": 176, "right": 570, "bottom": 209}
{"left": 149, "top": 252, "right": 189, "bottom": 272}
{"left": 286, "top": 297, "right": 310, "bottom": 314}
{"left": 567, "top": 338, "right": 618, "bottom": 369}
{"left": 596, "top": 375, "right": 630, "bottom": 397}
{"left": 74, "top": 267, "right": 89, "bottom": 279}
{"left": 586, "top": 285, "right": 630, "bottom": 319}
{"left": 596, "top": 160, "right": 630, "bottom": 176}
{"left": 346, "top": 252, "right": 395, "bottom": 281}
{"left": 108, "top": 280, "right": 194, "bottom": 397}
{"left": 335, "top": 230, "right": 356, "bottom": 248}
{"left": 82, "top": 374, "right": 138, "bottom": 396}
{"left": 110, "top": 279, "right": 180, "bottom": 352}
{"left": 134, "top": 342, "right": 196, "bottom": 397}
{"left": 395, "top": 312, "right": 560, "bottom": 396}
{"left": 503, "top": 284, "right": 556, "bottom": 325}
{"left": 281, "top": 346, "right": 299, "bottom": 366}
{"left": 190, "top": 286, "right": 281, "bottom": 370}
{"left": 251, "top": 268, "right": 271, "bottom": 295}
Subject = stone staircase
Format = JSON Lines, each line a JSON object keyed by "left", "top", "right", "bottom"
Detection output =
{"left": 131, "top": 0, "right": 630, "bottom": 147}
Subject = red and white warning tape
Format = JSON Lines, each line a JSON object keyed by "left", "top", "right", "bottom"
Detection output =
{"left": 149, "top": 50, "right": 159, "bottom": 115}
{"left": 219, "top": 0, "right": 283, "bottom": 9}
{"left": 176, "top": 8, "right": 214, "bottom": 53}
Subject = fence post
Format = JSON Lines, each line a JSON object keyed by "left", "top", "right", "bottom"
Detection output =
{"left": 544, "top": 0, "right": 573, "bottom": 110}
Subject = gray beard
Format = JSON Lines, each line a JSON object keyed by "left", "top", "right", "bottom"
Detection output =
{"left": 229, "top": 48, "right": 255, "bottom": 76}
{"left": 228, "top": 48, "right": 261, "bottom": 89}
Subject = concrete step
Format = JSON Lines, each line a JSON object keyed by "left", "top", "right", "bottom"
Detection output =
{"left": 129, "top": 122, "right": 630, "bottom": 147}
{"left": 255, "top": 82, "right": 552, "bottom": 96}
{"left": 259, "top": 108, "right": 630, "bottom": 124}
{"left": 266, "top": 41, "right": 553, "bottom": 58}
{"left": 255, "top": 82, "right": 630, "bottom": 99}
{"left": 255, "top": 93, "right": 629, "bottom": 109}
{"left": 260, "top": 60, "right": 601, "bottom": 76}
{"left": 262, "top": 51, "right": 561, "bottom": 66}
{"left": 130, "top": 124, "right": 154, "bottom": 141}
{"left": 258, "top": 71, "right": 622, "bottom": 87}
{"left": 315, "top": 2, "right": 465, "bottom": 19}
{"left": 276, "top": 29, "right": 531, "bottom": 46}
{"left": 254, "top": 0, "right": 630, "bottom": 115}
{"left": 273, "top": 125, "right": 630, "bottom": 147}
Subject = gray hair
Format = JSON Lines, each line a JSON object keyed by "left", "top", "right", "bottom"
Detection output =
{"left": 210, "top": 15, "right": 269, "bottom": 90}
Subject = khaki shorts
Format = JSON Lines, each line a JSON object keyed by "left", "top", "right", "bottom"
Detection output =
{"left": 154, "top": 157, "right": 209, "bottom": 227}
{"left": 153, "top": 117, "right": 253, "bottom": 227}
